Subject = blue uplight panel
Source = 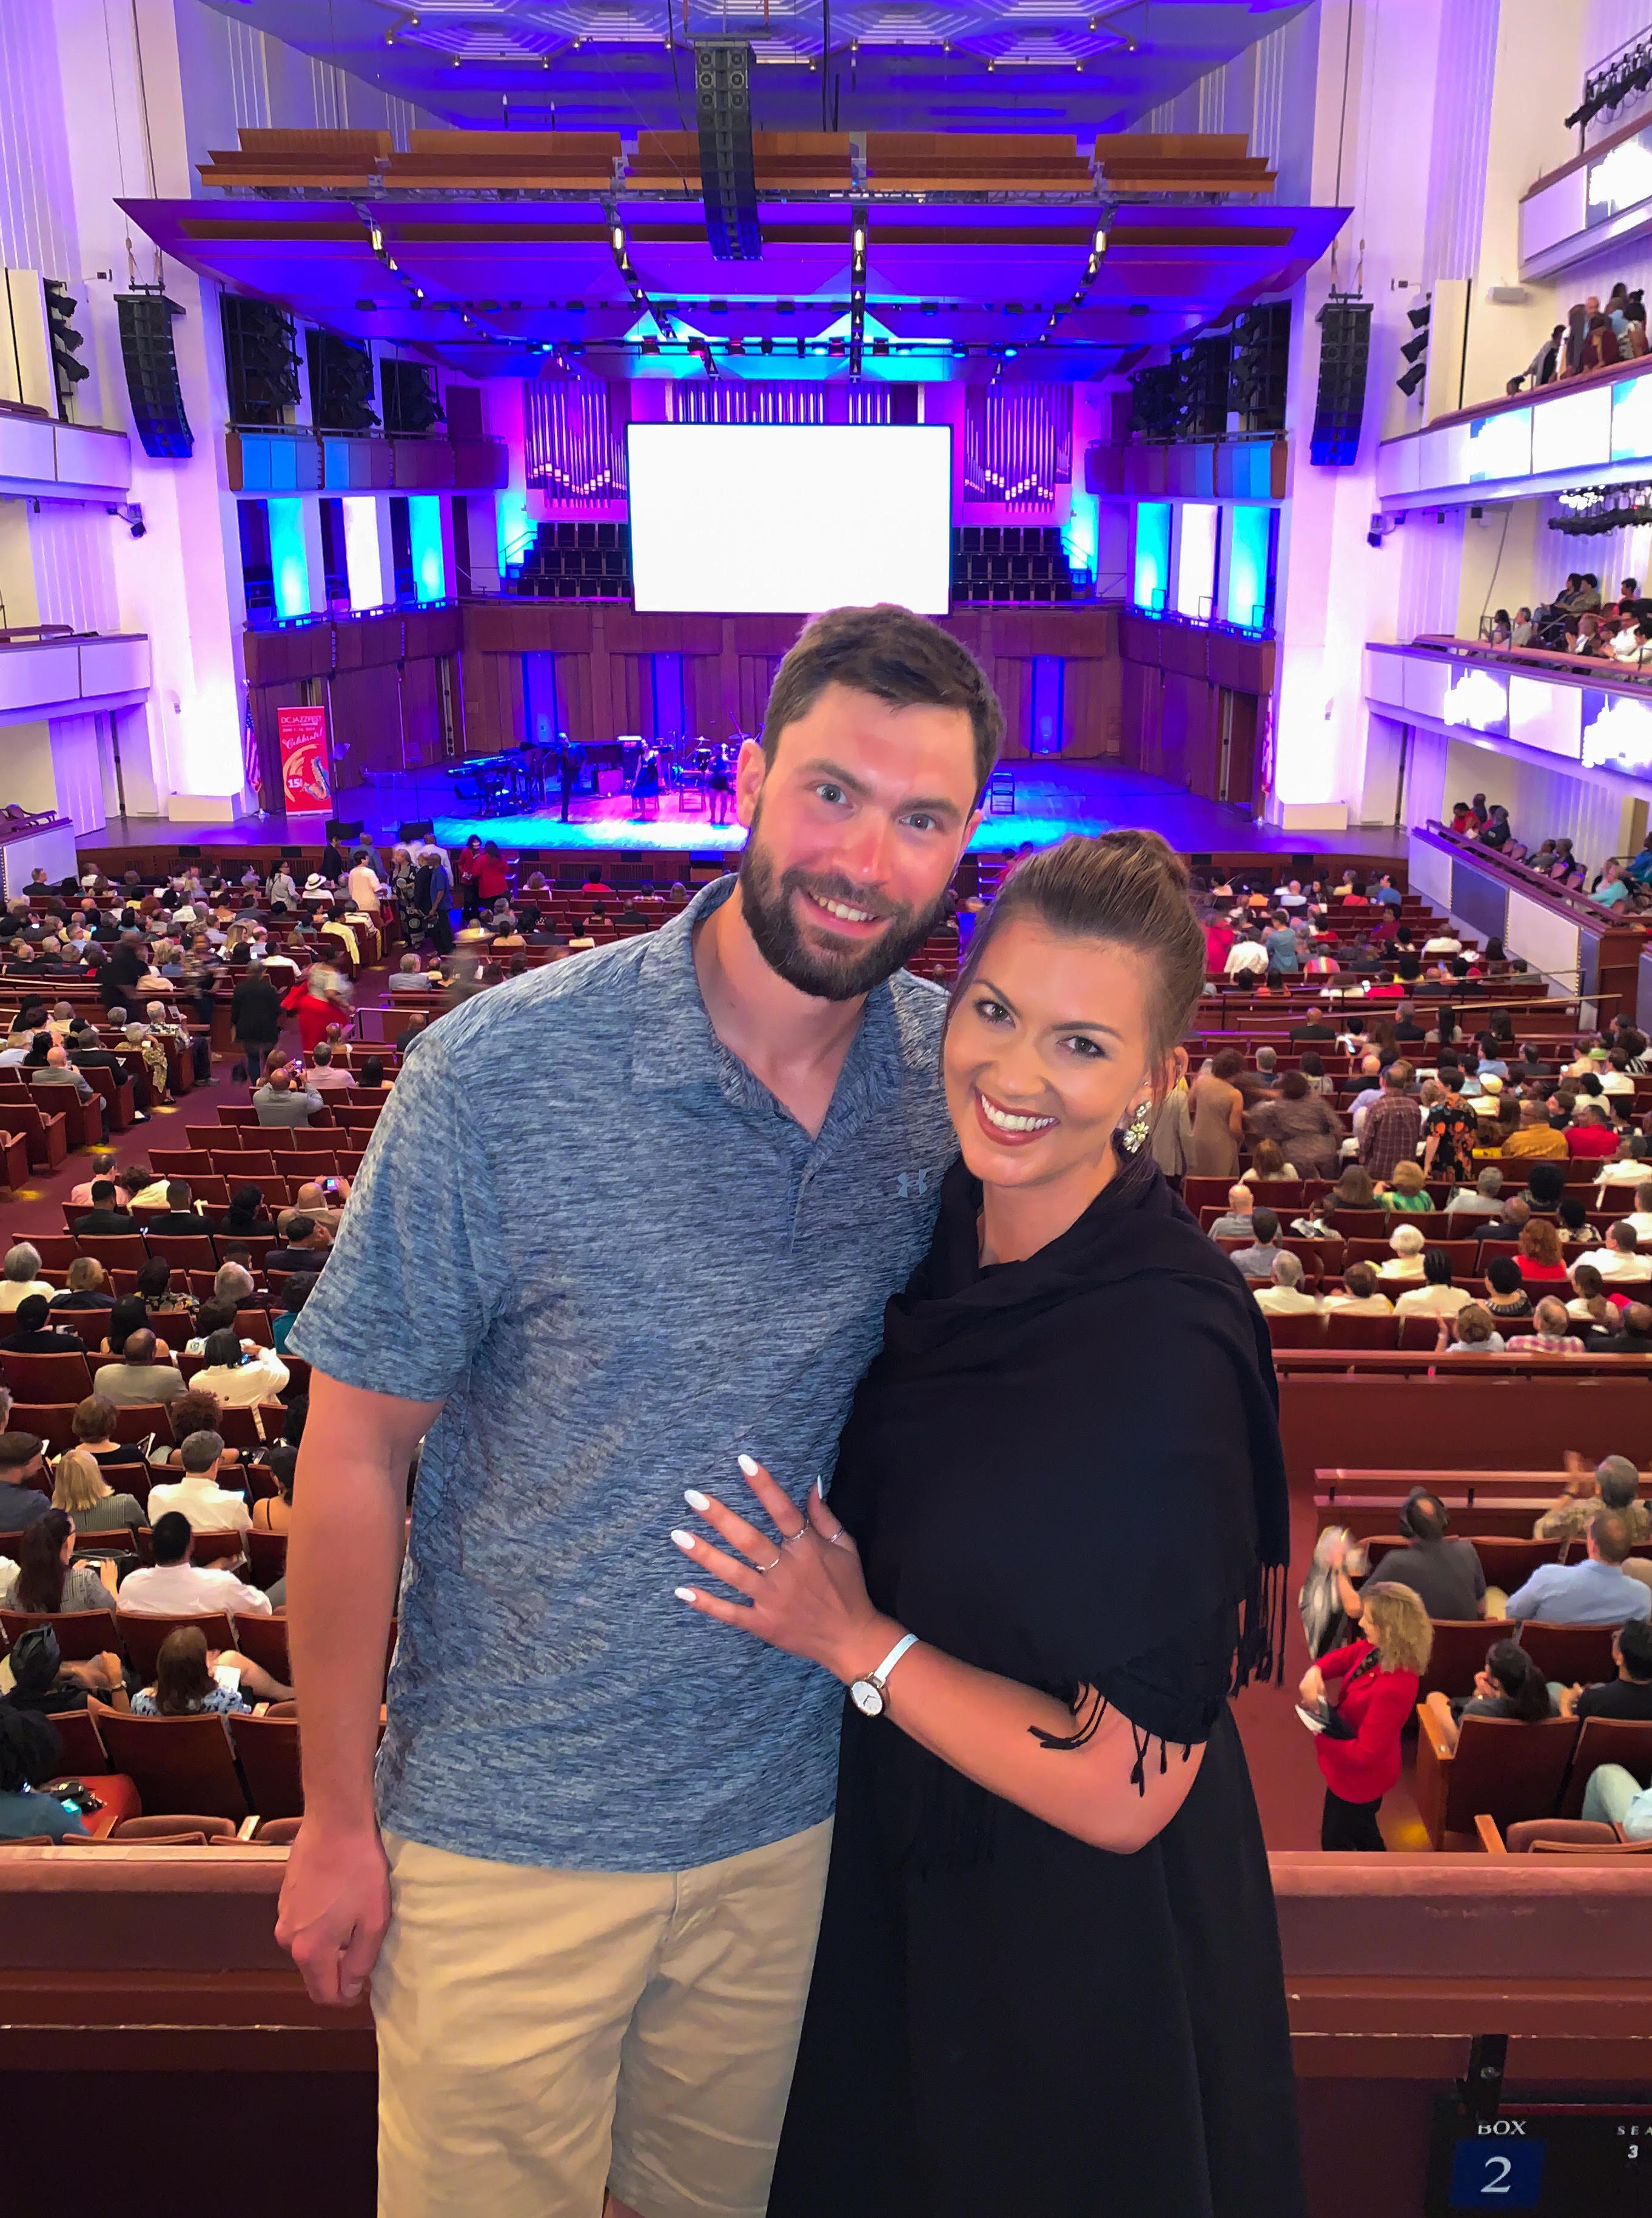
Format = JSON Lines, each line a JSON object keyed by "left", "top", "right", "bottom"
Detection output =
{"left": 1133, "top": 502, "right": 1170, "bottom": 613}
{"left": 1224, "top": 505, "right": 1275, "bottom": 630}
{"left": 267, "top": 498, "right": 311, "bottom": 620}
{"left": 409, "top": 495, "right": 446, "bottom": 603}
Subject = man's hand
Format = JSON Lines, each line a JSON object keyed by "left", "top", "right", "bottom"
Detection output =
{"left": 1557, "top": 1683, "right": 1582, "bottom": 1719}
{"left": 276, "top": 1820, "right": 392, "bottom": 2007}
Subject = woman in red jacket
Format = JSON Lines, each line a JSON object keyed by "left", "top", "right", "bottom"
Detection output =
{"left": 281, "top": 964, "right": 352, "bottom": 1054}
{"left": 455, "top": 834, "right": 485, "bottom": 923}
{"left": 477, "top": 839, "right": 512, "bottom": 905}
{"left": 1298, "top": 1582, "right": 1432, "bottom": 1850}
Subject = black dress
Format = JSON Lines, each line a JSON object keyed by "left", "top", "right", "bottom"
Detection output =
{"left": 768, "top": 1152, "right": 1303, "bottom": 2218}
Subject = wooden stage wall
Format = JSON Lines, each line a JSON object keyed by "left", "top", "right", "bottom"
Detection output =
{"left": 242, "top": 600, "right": 1279, "bottom": 813}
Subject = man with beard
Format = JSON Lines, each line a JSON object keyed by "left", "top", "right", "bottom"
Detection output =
{"left": 275, "top": 603, "right": 1000, "bottom": 2218}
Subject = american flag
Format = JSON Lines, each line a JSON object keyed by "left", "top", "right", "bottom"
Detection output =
{"left": 243, "top": 692, "right": 264, "bottom": 802}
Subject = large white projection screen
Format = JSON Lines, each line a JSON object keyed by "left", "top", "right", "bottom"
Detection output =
{"left": 626, "top": 422, "right": 953, "bottom": 614}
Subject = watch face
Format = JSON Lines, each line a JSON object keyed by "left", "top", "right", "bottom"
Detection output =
{"left": 850, "top": 1678, "right": 884, "bottom": 1718}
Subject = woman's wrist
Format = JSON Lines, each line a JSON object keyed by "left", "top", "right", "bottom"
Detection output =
{"left": 826, "top": 1613, "right": 908, "bottom": 1688}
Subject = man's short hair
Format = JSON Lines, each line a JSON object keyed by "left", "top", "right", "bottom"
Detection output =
{"left": 0, "top": 1431, "right": 42, "bottom": 1471}
{"left": 1343, "top": 1262, "right": 1378, "bottom": 1298}
{"left": 1597, "top": 1455, "right": 1641, "bottom": 1510}
{"left": 180, "top": 1429, "right": 225, "bottom": 1474}
{"left": 313, "top": 1044, "right": 332, "bottom": 1066}
{"left": 214, "top": 1263, "right": 255, "bottom": 1304}
{"left": 1617, "top": 1620, "right": 1652, "bottom": 1680}
{"left": 1591, "top": 1509, "right": 1632, "bottom": 1564}
{"left": 150, "top": 1510, "right": 192, "bottom": 1565}
{"left": 89, "top": 1180, "right": 115, "bottom": 1205}
{"left": 759, "top": 603, "right": 1004, "bottom": 796}
{"left": 123, "top": 1328, "right": 156, "bottom": 1365}
{"left": 1250, "top": 1208, "right": 1280, "bottom": 1244}
{"left": 1402, "top": 1487, "right": 1448, "bottom": 1544}
{"left": 283, "top": 1214, "right": 316, "bottom": 1245}
{"left": 1611, "top": 1221, "right": 1640, "bottom": 1252}
{"left": 1271, "top": 1252, "right": 1303, "bottom": 1288}
{"left": 1477, "top": 1168, "right": 1502, "bottom": 1196}
{"left": 1532, "top": 1296, "right": 1571, "bottom": 1334}
{"left": 166, "top": 1180, "right": 191, "bottom": 1209}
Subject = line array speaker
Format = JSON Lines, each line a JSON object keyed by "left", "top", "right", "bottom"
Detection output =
{"left": 115, "top": 289, "right": 193, "bottom": 459}
{"left": 1310, "top": 299, "right": 1372, "bottom": 468}
{"left": 694, "top": 39, "right": 762, "bottom": 262}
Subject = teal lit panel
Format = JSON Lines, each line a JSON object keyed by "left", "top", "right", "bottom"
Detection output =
{"left": 267, "top": 497, "right": 311, "bottom": 620}
{"left": 1223, "top": 504, "right": 1275, "bottom": 631}
{"left": 409, "top": 494, "right": 446, "bottom": 603}
{"left": 1132, "top": 502, "right": 1170, "bottom": 613}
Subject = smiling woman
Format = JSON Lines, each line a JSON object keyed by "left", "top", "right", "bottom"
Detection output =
{"left": 678, "top": 831, "right": 1305, "bottom": 2218}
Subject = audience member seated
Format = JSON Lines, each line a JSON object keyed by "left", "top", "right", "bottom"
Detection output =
{"left": 1422, "top": 1640, "right": 1554, "bottom": 1755}
{"left": 50, "top": 1441, "right": 141, "bottom": 1535}
{"left": 0, "top": 1708, "right": 88, "bottom": 1842}
{"left": 1329, "top": 1165, "right": 1383, "bottom": 1216}
{"left": 189, "top": 1326, "right": 288, "bottom": 1410}
{"left": 1362, "top": 1487, "right": 1488, "bottom": 1619}
{"left": 1324, "top": 1260, "right": 1392, "bottom": 1315}
{"left": 1566, "top": 1264, "right": 1620, "bottom": 1334}
{"left": 1577, "top": 1220, "right": 1652, "bottom": 1283}
{"left": 49, "top": 1256, "right": 113, "bottom": 1312}
{"left": 251, "top": 1441, "right": 296, "bottom": 1533}
{"left": 70, "top": 1181, "right": 134, "bottom": 1236}
{"left": 93, "top": 1295, "right": 171, "bottom": 1364}
{"left": 1580, "top": 1761, "right": 1652, "bottom": 1838}
{"left": 254, "top": 1068, "right": 323, "bottom": 1127}
{"left": 306, "top": 1043, "right": 355, "bottom": 1091}
{"left": 1377, "top": 1223, "right": 1428, "bottom": 1283}
{"left": 0, "top": 1294, "right": 84, "bottom": 1354}
{"left": 1446, "top": 1166, "right": 1504, "bottom": 1222}
{"left": 1502, "top": 1101, "right": 1568, "bottom": 1158}
{"left": 388, "top": 953, "right": 435, "bottom": 995}
{"left": 129, "top": 1623, "right": 290, "bottom": 1715}
{"left": 146, "top": 1428, "right": 251, "bottom": 1533}
{"left": 1566, "top": 1102, "right": 1621, "bottom": 1159}
{"left": 1505, "top": 1296, "right": 1586, "bottom": 1354}
{"left": 215, "top": 1183, "right": 278, "bottom": 1246}
{"left": 1253, "top": 1253, "right": 1320, "bottom": 1315}
{"left": 1377, "top": 1160, "right": 1431, "bottom": 1212}
{"left": 1241, "top": 1137, "right": 1297, "bottom": 1185}
{"left": 1227, "top": 1208, "right": 1284, "bottom": 1279}
{"left": 182, "top": 1299, "right": 241, "bottom": 1357}
{"left": 90, "top": 1325, "right": 184, "bottom": 1408}
{"left": 1394, "top": 1248, "right": 1470, "bottom": 1317}
{"left": 1556, "top": 1620, "right": 1652, "bottom": 1726}
{"left": 265, "top": 1211, "right": 331, "bottom": 1274}
{"left": 1506, "top": 1511, "right": 1651, "bottom": 1624}
{"left": 0, "top": 1505, "right": 116, "bottom": 1622}
{"left": 1435, "top": 1302, "right": 1505, "bottom": 1354}
{"left": 1480, "top": 1258, "right": 1532, "bottom": 1332}
{"left": 117, "top": 1509, "right": 271, "bottom": 1618}
{"left": 272, "top": 1274, "right": 317, "bottom": 1354}
{"left": 1517, "top": 1218, "right": 1569, "bottom": 1283}
{"left": 1534, "top": 1452, "right": 1650, "bottom": 1548}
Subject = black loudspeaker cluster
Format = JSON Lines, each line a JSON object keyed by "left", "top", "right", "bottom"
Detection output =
{"left": 307, "top": 329, "right": 378, "bottom": 432}
{"left": 42, "top": 281, "right": 89, "bottom": 418}
{"left": 695, "top": 39, "right": 762, "bottom": 261}
{"left": 1228, "top": 302, "right": 1291, "bottom": 434}
{"left": 222, "top": 295, "right": 300, "bottom": 427}
{"left": 1310, "top": 298, "right": 1372, "bottom": 466}
{"left": 381, "top": 357, "right": 443, "bottom": 437}
{"left": 116, "top": 289, "right": 193, "bottom": 458}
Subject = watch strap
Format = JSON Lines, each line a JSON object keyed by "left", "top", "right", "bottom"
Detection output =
{"left": 866, "top": 1631, "right": 918, "bottom": 1692}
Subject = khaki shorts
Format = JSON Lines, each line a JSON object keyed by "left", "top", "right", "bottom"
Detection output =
{"left": 373, "top": 1819, "right": 832, "bottom": 2218}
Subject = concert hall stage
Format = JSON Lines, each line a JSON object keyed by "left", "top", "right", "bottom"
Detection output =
{"left": 93, "top": 764, "right": 1408, "bottom": 868}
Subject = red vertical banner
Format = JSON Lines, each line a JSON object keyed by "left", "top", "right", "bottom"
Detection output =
{"left": 277, "top": 705, "right": 332, "bottom": 813}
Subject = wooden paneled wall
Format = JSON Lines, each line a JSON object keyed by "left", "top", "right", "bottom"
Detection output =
{"left": 242, "top": 600, "right": 1121, "bottom": 794}
{"left": 1115, "top": 611, "right": 1275, "bottom": 813}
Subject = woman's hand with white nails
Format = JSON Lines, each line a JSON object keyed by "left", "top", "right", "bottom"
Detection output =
{"left": 671, "top": 1456, "right": 896, "bottom": 1684}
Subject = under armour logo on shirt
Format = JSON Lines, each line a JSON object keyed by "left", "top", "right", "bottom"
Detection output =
{"left": 896, "top": 1169, "right": 930, "bottom": 1200}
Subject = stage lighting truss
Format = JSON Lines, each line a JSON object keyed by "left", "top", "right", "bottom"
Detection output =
{"left": 1566, "top": 33, "right": 1652, "bottom": 133}
{"left": 1550, "top": 482, "right": 1652, "bottom": 533}
{"left": 1017, "top": 208, "right": 1111, "bottom": 375}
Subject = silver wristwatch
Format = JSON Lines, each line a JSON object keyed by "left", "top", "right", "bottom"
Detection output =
{"left": 849, "top": 1632, "right": 919, "bottom": 1718}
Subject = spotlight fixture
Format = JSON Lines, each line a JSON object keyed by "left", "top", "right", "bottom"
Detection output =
{"left": 370, "top": 227, "right": 383, "bottom": 252}
{"left": 1400, "top": 330, "right": 1429, "bottom": 364}
{"left": 1395, "top": 359, "right": 1426, "bottom": 396}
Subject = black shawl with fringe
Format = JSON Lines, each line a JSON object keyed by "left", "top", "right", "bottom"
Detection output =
{"left": 827, "top": 1146, "right": 1290, "bottom": 1782}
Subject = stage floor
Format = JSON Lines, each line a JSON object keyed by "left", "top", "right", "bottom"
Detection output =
{"left": 93, "top": 764, "right": 1409, "bottom": 864}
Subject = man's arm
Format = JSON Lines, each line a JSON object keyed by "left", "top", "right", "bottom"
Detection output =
{"left": 275, "top": 1372, "right": 441, "bottom": 2006}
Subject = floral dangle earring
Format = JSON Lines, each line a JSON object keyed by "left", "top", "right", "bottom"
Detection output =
{"left": 1122, "top": 1097, "right": 1152, "bottom": 1154}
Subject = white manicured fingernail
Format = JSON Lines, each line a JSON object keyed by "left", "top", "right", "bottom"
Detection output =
{"left": 737, "top": 1453, "right": 760, "bottom": 1477}
{"left": 670, "top": 1529, "right": 695, "bottom": 1551}
{"left": 816, "top": 1475, "right": 825, "bottom": 1498}
{"left": 683, "top": 1488, "right": 710, "bottom": 1511}
{"left": 674, "top": 1587, "right": 697, "bottom": 1603}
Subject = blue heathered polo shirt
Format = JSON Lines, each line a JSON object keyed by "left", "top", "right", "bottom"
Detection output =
{"left": 290, "top": 878, "right": 956, "bottom": 1873}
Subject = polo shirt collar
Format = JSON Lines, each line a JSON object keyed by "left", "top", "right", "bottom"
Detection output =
{"left": 630, "top": 874, "right": 916, "bottom": 1129}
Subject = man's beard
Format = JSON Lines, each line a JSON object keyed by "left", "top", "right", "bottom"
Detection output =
{"left": 737, "top": 816, "right": 953, "bottom": 1003}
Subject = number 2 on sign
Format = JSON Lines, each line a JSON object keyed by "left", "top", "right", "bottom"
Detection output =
{"left": 1480, "top": 2156, "right": 1513, "bottom": 2194}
